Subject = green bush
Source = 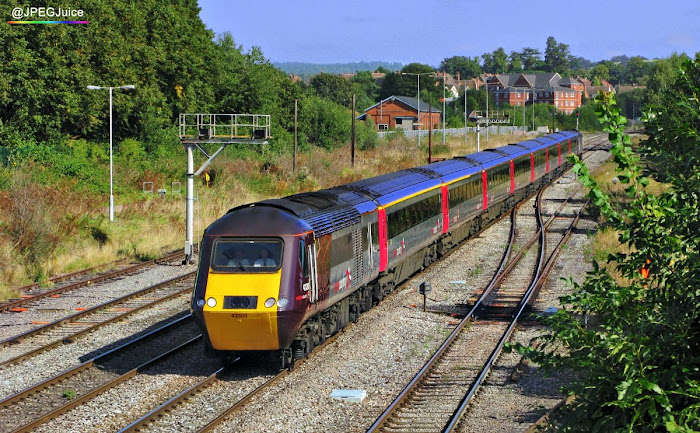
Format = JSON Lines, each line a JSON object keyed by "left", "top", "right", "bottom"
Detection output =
{"left": 118, "top": 138, "right": 145, "bottom": 161}
{"left": 513, "top": 88, "right": 700, "bottom": 432}
{"left": 357, "top": 119, "right": 378, "bottom": 150}
{"left": 299, "top": 95, "right": 351, "bottom": 149}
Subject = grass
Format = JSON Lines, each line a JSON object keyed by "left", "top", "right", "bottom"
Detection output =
{"left": 0, "top": 131, "right": 540, "bottom": 301}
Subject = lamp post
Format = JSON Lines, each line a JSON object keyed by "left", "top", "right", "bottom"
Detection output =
{"left": 483, "top": 80, "right": 492, "bottom": 142}
{"left": 532, "top": 88, "right": 536, "bottom": 131}
{"left": 87, "top": 84, "right": 136, "bottom": 222}
{"left": 401, "top": 72, "right": 432, "bottom": 148}
{"left": 441, "top": 71, "right": 446, "bottom": 146}
{"left": 464, "top": 82, "right": 468, "bottom": 147}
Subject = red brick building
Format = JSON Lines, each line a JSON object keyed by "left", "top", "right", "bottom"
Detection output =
{"left": 357, "top": 95, "right": 442, "bottom": 131}
{"left": 489, "top": 73, "right": 583, "bottom": 114}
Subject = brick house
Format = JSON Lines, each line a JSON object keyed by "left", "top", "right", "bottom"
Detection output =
{"left": 357, "top": 95, "right": 441, "bottom": 131}
{"left": 489, "top": 73, "right": 583, "bottom": 114}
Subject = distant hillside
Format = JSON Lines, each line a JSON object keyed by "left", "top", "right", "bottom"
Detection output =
{"left": 274, "top": 61, "right": 403, "bottom": 76}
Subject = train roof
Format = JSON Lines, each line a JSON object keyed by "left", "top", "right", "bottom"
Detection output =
{"left": 210, "top": 205, "right": 313, "bottom": 236}
{"left": 555, "top": 130, "right": 579, "bottom": 139}
{"left": 415, "top": 158, "right": 482, "bottom": 184}
{"left": 343, "top": 169, "right": 441, "bottom": 207}
{"left": 495, "top": 145, "right": 530, "bottom": 158}
{"left": 460, "top": 149, "right": 509, "bottom": 170}
{"left": 222, "top": 131, "right": 580, "bottom": 238}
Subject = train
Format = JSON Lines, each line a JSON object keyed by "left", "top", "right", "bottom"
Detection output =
{"left": 191, "top": 130, "right": 583, "bottom": 368}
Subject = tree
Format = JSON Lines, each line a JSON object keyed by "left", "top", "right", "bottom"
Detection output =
{"left": 482, "top": 53, "right": 495, "bottom": 74}
{"left": 482, "top": 48, "right": 508, "bottom": 74}
{"left": 642, "top": 53, "right": 695, "bottom": 182}
{"left": 625, "top": 56, "right": 653, "bottom": 85}
{"left": 599, "top": 60, "right": 625, "bottom": 85}
{"left": 298, "top": 94, "right": 350, "bottom": 149}
{"left": 643, "top": 53, "right": 688, "bottom": 119}
{"left": 616, "top": 88, "right": 645, "bottom": 119}
{"left": 309, "top": 72, "right": 353, "bottom": 108}
{"left": 508, "top": 51, "right": 522, "bottom": 72}
{"left": 350, "top": 71, "right": 379, "bottom": 111}
{"left": 520, "top": 47, "right": 543, "bottom": 71}
{"left": 492, "top": 48, "right": 509, "bottom": 74}
{"left": 379, "top": 63, "right": 436, "bottom": 101}
{"left": 544, "top": 36, "right": 571, "bottom": 74}
{"left": 590, "top": 63, "right": 610, "bottom": 85}
{"left": 440, "top": 56, "right": 481, "bottom": 79}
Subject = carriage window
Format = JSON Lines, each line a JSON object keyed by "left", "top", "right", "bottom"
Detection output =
{"left": 449, "top": 177, "right": 481, "bottom": 207}
{"left": 211, "top": 238, "right": 283, "bottom": 273}
{"left": 387, "top": 192, "right": 441, "bottom": 239}
{"left": 514, "top": 157, "right": 530, "bottom": 178}
{"left": 488, "top": 165, "right": 510, "bottom": 187}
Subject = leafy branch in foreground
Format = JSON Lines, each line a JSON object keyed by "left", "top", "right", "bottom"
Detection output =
{"left": 511, "top": 60, "right": 700, "bottom": 432}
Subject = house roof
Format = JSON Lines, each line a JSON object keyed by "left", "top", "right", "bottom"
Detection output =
{"left": 558, "top": 77, "right": 578, "bottom": 86}
{"left": 361, "top": 95, "right": 442, "bottom": 115}
{"left": 489, "top": 73, "right": 562, "bottom": 90}
{"left": 495, "top": 84, "right": 577, "bottom": 94}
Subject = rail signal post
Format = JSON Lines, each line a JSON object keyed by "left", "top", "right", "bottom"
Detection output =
{"left": 179, "top": 113, "right": 271, "bottom": 264}
{"left": 470, "top": 110, "right": 510, "bottom": 152}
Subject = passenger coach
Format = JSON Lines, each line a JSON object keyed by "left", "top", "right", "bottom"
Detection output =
{"left": 191, "top": 130, "right": 582, "bottom": 368}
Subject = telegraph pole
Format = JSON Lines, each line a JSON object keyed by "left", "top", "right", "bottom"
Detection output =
{"left": 351, "top": 94, "right": 356, "bottom": 167}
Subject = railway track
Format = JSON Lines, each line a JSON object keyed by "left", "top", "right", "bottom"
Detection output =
{"left": 445, "top": 197, "right": 588, "bottom": 433}
{"left": 0, "top": 272, "right": 195, "bottom": 368}
{"left": 101, "top": 135, "right": 610, "bottom": 433}
{"left": 367, "top": 163, "right": 592, "bottom": 432}
{"left": 0, "top": 315, "right": 202, "bottom": 433}
{"left": 0, "top": 249, "right": 191, "bottom": 313}
{"left": 118, "top": 316, "right": 350, "bottom": 433}
{"left": 0, "top": 133, "right": 608, "bottom": 432}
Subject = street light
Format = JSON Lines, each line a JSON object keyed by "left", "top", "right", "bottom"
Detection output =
{"left": 87, "top": 84, "right": 136, "bottom": 221}
{"left": 485, "top": 80, "right": 490, "bottom": 142}
{"left": 401, "top": 72, "right": 432, "bottom": 148}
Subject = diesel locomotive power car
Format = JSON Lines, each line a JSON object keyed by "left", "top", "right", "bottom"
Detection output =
{"left": 191, "top": 130, "right": 583, "bottom": 368}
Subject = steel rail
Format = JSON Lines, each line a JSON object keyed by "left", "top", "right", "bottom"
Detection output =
{"left": 0, "top": 249, "right": 187, "bottom": 313}
{"left": 6, "top": 324, "right": 201, "bottom": 433}
{"left": 117, "top": 365, "right": 229, "bottom": 433}
{"left": 440, "top": 192, "right": 547, "bottom": 433}
{"left": 0, "top": 271, "right": 195, "bottom": 352}
{"left": 9, "top": 257, "right": 128, "bottom": 296}
{"left": 193, "top": 300, "right": 367, "bottom": 433}
{"left": 367, "top": 176, "right": 592, "bottom": 433}
{"left": 443, "top": 197, "right": 589, "bottom": 432}
{"left": 0, "top": 314, "right": 193, "bottom": 409}
{"left": 365, "top": 205, "right": 519, "bottom": 433}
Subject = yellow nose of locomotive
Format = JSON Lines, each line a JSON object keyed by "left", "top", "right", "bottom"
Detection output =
{"left": 202, "top": 271, "right": 282, "bottom": 351}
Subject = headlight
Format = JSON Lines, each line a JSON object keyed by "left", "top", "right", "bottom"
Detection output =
{"left": 196, "top": 298, "right": 205, "bottom": 308}
{"left": 264, "top": 297, "right": 276, "bottom": 308}
{"left": 277, "top": 297, "right": 288, "bottom": 308}
{"left": 207, "top": 297, "right": 217, "bottom": 308}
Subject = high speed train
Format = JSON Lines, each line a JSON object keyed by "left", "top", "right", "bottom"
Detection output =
{"left": 191, "top": 130, "right": 583, "bottom": 368}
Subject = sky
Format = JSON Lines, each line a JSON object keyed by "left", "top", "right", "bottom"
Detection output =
{"left": 198, "top": 0, "right": 700, "bottom": 66}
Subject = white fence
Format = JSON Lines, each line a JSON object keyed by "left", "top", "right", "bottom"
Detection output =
{"left": 378, "top": 125, "right": 529, "bottom": 139}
